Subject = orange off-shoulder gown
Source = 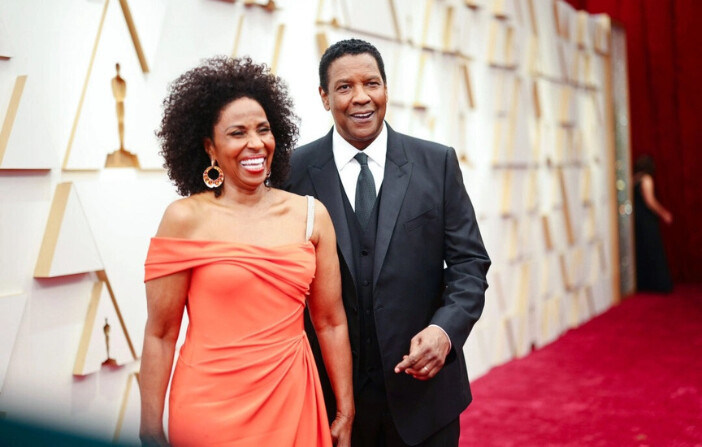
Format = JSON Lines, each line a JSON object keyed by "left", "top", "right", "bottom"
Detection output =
{"left": 144, "top": 237, "right": 331, "bottom": 447}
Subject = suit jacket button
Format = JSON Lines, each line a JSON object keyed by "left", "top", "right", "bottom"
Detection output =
{"left": 362, "top": 280, "right": 370, "bottom": 286}
{"left": 361, "top": 250, "right": 369, "bottom": 256}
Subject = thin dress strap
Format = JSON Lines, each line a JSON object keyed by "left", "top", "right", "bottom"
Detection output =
{"left": 305, "top": 195, "right": 315, "bottom": 241}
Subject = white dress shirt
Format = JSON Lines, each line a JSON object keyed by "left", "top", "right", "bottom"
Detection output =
{"left": 332, "top": 123, "right": 387, "bottom": 210}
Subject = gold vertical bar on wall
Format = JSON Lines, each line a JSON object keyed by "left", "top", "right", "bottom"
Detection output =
{"left": 506, "top": 77, "right": 521, "bottom": 160}
{"left": 461, "top": 63, "right": 476, "bottom": 109}
{"left": 492, "top": 118, "right": 503, "bottom": 165}
{"left": 500, "top": 169, "right": 513, "bottom": 216}
{"left": 508, "top": 218, "right": 519, "bottom": 260}
{"left": 420, "top": 0, "right": 433, "bottom": 47}
{"left": 73, "top": 281, "right": 103, "bottom": 375}
{"left": 559, "top": 253, "right": 571, "bottom": 291}
{"left": 387, "top": 0, "right": 402, "bottom": 41}
{"left": 493, "top": 0, "right": 507, "bottom": 19}
{"left": 527, "top": 0, "right": 538, "bottom": 37}
{"left": 315, "top": 0, "right": 325, "bottom": 24}
{"left": 113, "top": 373, "right": 139, "bottom": 442}
{"left": 63, "top": 0, "right": 110, "bottom": 170}
{"left": 117, "top": 0, "right": 149, "bottom": 73}
{"left": 542, "top": 214, "right": 553, "bottom": 250}
{"left": 557, "top": 168, "right": 575, "bottom": 245}
{"left": 442, "top": 6, "right": 454, "bottom": 52}
{"left": 231, "top": 15, "right": 245, "bottom": 58}
{"left": 504, "top": 25, "right": 515, "bottom": 67}
{"left": 97, "top": 270, "right": 137, "bottom": 359}
{"left": 516, "top": 262, "right": 531, "bottom": 313}
{"left": 532, "top": 80, "right": 541, "bottom": 118}
{"left": 487, "top": 20, "right": 499, "bottom": 65}
{"left": 34, "top": 182, "right": 72, "bottom": 277}
{"left": 316, "top": 31, "right": 329, "bottom": 59}
{"left": 0, "top": 75, "right": 27, "bottom": 166}
{"left": 270, "top": 23, "right": 285, "bottom": 74}
{"left": 413, "top": 52, "right": 428, "bottom": 108}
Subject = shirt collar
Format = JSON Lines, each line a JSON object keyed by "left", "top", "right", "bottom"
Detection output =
{"left": 332, "top": 122, "right": 387, "bottom": 170}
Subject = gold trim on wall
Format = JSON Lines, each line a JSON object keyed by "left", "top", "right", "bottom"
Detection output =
{"left": 0, "top": 75, "right": 28, "bottom": 167}
{"left": 34, "top": 182, "right": 72, "bottom": 278}
{"left": 63, "top": 0, "right": 149, "bottom": 171}
{"left": 73, "top": 272, "right": 137, "bottom": 376}
{"left": 117, "top": 0, "right": 149, "bottom": 73}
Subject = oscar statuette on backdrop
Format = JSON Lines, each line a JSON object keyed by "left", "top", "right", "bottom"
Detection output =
{"left": 105, "top": 63, "right": 140, "bottom": 168}
{"left": 102, "top": 317, "right": 118, "bottom": 367}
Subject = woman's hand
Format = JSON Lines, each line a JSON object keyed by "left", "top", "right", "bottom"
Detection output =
{"left": 140, "top": 430, "right": 170, "bottom": 447}
{"left": 330, "top": 411, "right": 354, "bottom": 447}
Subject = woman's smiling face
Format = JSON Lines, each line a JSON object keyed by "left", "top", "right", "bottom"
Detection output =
{"left": 204, "top": 97, "right": 275, "bottom": 191}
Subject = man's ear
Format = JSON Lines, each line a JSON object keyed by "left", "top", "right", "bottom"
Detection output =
{"left": 319, "top": 86, "right": 330, "bottom": 111}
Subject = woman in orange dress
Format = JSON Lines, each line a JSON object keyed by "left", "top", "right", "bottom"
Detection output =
{"left": 138, "top": 57, "right": 354, "bottom": 447}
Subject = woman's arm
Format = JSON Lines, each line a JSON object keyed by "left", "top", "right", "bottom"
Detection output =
{"left": 139, "top": 201, "right": 193, "bottom": 445}
{"left": 139, "top": 273, "right": 189, "bottom": 446}
{"left": 640, "top": 175, "right": 673, "bottom": 224}
{"left": 307, "top": 201, "right": 354, "bottom": 447}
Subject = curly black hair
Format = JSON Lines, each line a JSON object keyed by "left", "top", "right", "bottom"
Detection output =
{"left": 157, "top": 56, "right": 299, "bottom": 196}
{"left": 319, "top": 38, "right": 387, "bottom": 93}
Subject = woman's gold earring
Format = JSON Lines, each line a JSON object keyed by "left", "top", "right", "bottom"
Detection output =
{"left": 203, "top": 160, "right": 224, "bottom": 188}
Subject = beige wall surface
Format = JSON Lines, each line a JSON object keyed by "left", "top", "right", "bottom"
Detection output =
{"left": 0, "top": 0, "right": 617, "bottom": 442}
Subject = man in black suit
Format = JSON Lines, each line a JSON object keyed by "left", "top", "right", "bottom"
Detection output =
{"left": 286, "top": 39, "right": 490, "bottom": 447}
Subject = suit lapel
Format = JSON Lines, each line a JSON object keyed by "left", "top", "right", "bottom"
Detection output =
{"left": 306, "top": 131, "right": 357, "bottom": 286}
{"left": 374, "top": 126, "right": 411, "bottom": 289}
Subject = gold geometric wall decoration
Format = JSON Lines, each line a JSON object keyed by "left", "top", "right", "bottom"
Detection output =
{"left": 114, "top": 372, "right": 140, "bottom": 443}
{"left": 593, "top": 15, "right": 611, "bottom": 55}
{"left": 556, "top": 168, "right": 576, "bottom": 245}
{"left": 270, "top": 23, "right": 286, "bottom": 74}
{"left": 231, "top": 14, "right": 246, "bottom": 58}
{"left": 230, "top": 12, "right": 285, "bottom": 74}
{"left": 442, "top": 6, "right": 455, "bottom": 52}
{"left": 0, "top": 75, "right": 27, "bottom": 167}
{"left": 387, "top": 0, "right": 402, "bottom": 41}
{"left": 73, "top": 275, "right": 137, "bottom": 376}
{"left": 315, "top": 31, "right": 330, "bottom": 58}
{"left": 542, "top": 214, "right": 554, "bottom": 251}
{"left": 316, "top": 0, "right": 349, "bottom": 27}
{"left": 34, "top": 182, "right": 104, "bottom": 278}
{"left": 0, "top": 291, "right": 27, "bottom": 393}
{"left": 500, "top": 170, "right": 513, "bottom": 216}
{"left": 243, "top": 0, "right": 278, "bottom": 12}
{"left": 63, "top": 0, "right": 154, "bottom": 171}
{"left": 117, "top": 0, "right": 149, "bottom": 73}
{"left": 460, "top": 63, "right": 476, "bottom": 109}
{"left": 575, "top": 11, "right": 589, "bottom": 49}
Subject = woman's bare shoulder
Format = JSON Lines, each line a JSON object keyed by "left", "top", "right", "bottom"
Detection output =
{"left": 156, "top": 194, "right": 207, "bottom": 237}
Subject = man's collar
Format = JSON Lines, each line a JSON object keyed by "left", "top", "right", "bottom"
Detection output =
{"left": 332, "top": 122, "right": 388, "bottom": 168}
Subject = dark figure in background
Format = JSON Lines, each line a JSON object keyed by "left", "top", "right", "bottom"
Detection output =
{"left": 633, "top": 154, "right": 673, "bottom": 293}
{"left": 286, "top": 39, "right": 490, "bottom": 447}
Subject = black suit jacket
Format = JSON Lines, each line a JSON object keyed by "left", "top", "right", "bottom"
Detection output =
{"left": 286, "top": 124, "right": 490, "bottom": 445}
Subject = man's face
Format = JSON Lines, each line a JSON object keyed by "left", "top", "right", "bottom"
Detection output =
{"left": 320, "top": 53, "right": 388, "bottom": 150}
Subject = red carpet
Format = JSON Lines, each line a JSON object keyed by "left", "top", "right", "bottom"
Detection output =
{"left": 460, "top": 285, "right": 702, "bottom": 447}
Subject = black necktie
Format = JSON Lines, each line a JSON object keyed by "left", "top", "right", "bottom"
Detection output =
{"left": 354, "top": 152, "right": 376, "bottom": 228}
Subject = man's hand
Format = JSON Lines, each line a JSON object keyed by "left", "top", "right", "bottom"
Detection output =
{"left": 394, "top": 326, "right": 451, "bottom": 380}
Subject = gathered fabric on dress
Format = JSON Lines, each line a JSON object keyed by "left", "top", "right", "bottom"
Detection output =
{"left": 144, "top": 236, "right": 331, "bottom": 447}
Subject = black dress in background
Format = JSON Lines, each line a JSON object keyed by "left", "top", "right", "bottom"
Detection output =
{"left": 634, "top": 181, "right": 673, "bottom": 292}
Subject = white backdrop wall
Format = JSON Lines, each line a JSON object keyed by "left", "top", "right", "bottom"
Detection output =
{"left": 0, "top": 0, "right": 618, "bottom": 443}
